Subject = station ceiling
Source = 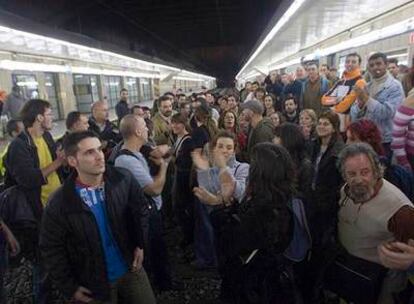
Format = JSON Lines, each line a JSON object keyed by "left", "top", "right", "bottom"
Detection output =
{"left": 0, "top": 0, "right": 284, "bottom": 86}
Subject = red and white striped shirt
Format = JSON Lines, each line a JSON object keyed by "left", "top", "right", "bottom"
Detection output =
{"left": 391, "top": 104, "right": 414, "bottom": 167}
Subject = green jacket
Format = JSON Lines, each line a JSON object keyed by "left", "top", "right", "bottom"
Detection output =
{"left": 247, "top": 118, "right": 274, "bottom": 161}
{"left": 152, "top": 113, "right": 175, "bottom": 146}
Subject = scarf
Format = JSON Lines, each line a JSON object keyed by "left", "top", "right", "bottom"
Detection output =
{"left": 159, "top": 112, "right": 172, "bottom": 124}
{"left": 369, "top": 72, "right": 389, "bottom": 98}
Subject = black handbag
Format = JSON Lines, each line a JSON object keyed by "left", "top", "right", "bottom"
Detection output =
{"left": 324, "top": 250, "right": 387, "bottom": 304}
{"left": 0, "top": 185, "right": 38, "bottom": 230}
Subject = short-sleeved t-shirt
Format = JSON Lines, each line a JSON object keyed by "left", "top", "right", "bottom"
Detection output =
{"left": 115, "top": 151, "right": 163, "bottom": 210}
{"left": 33, "top": 136, "right": 61, "bottom": 206}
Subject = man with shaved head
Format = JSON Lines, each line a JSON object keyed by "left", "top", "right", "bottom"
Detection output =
{"left": 114, "top": 114, "right": 176, "bottom": 291}
{"left": 88, "top": 100, "right": 121, "bottom": 157}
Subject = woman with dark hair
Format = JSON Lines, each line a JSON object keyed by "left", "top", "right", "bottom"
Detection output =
{"left": 310, "top": 111, "right": 344, "bottom": 245}
{"left": 207, "top": 143, "right": 295, "bottom": 303}
{"left": 273, "top": 123, "right": 313, "bottom": 197}
{"left": 264, "top": 94, "right": 277, "bottom": 116}
{"left": 218, "top": 96, "right": 229, "bottom": 113}
{"left": 269, "top": 111, "right": 285, "bottom": 128}
{"left": 171, "top": 113, "right": 195, "bottom": 249}
{"left": 346, "top": 119, "right": 384, "bottom": 155}
{"left": 191, "top": 100, "right": 219, "bottom": 152}
{"left": 300, "top": 111, "right": 345, "bottom": 302}
{"left": 218, "top": 110, "right": 247, "bottom": 160}
{"left": 254, "top": 88, "right": 266, "bottom": 103}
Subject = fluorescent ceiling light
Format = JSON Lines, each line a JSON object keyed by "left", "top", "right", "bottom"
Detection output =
{"left": 236, "top": 0, "right": 307, "bottom": 79}
{"left": 178, "top": 70, "right": 216, "bottom": 81}
{"left": 0, "top": 60, "right": 69, "bottom": 73}
{"left": 0, "top": 60, "right": 161, "bottom": 78}
{"left": 0, "top": 25, "right": 178, "bottom": 72}
{"left": 260, "top": 17, "right": 413, "bottom": 74}
{"left": 72, "top": 66, "right": 161, "bottom": 79}
{"left": 318, "top": 18, "right": 412, "bottom": 57}
{"left": 173, "top": 76, "right": 206, "bottom": 82}
{"left": 0, "top": 25, "right": 215, "bottom": 81}
{"left": 387, "top": 53, "right": 408, "bottom": 59}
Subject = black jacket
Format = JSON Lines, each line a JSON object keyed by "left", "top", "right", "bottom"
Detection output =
{"left": 39, "top": 166, "right": 149, "bottom": 301}
{"left": 309, "top": 136, "right": 344, "bottom": 244}
{"left": 115, "top": 100, "right": 130, "bottom": 122}
{"left": 212, "top": 195, "right": 293, "bottom": 259}
{"left": 4, "top": 130, "right": 62, "bottom": 220}
{"left": 88, "top": 117, "right": 122, "bottom": 154}
{"left": 283, "top": 80, "right": 303, "bottom": 104}
{"left": 283, "top": 112, "right": 299, "bottom": 124}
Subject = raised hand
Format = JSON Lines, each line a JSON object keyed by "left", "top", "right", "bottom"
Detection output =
{"left": 192, "top": 151, "right": 210, "bottom": 170}
{"left": 219, "top": 170, "right": 236, "bottom": 204}
{"left": 193, "top": 187, "right": 221, "bottom": 205}
{"left": 213, "top": 149, "right": 227, "bottom": 169}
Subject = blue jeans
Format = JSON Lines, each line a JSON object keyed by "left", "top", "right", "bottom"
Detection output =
{"left": 194, "top": 199, "right": 217, "bottom": 267}
{"left": 145, "top": 207, "right": 172, "bottom": 289}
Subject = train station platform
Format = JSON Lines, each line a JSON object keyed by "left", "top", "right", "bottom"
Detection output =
{"left": 0, "top": 99, "right": 154, "bottom": 152}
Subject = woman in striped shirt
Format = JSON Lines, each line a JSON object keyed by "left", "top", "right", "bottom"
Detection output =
{"left": 391, "top": 92, "right": 414, "bottom": 170}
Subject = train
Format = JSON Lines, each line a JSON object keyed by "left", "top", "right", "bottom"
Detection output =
{"left": 0, "top": 14, "right": 216, "bottom": 121}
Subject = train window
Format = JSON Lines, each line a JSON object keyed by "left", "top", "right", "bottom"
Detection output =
{"left": 385, "top": 49, "right": 408, "bottom": 66}
{"left": 103, "top": 76, "right": 121, "bottom": 108}
{"left": 12, "top": 73, "right": 39, "bottom": 100}
{"left": 90, "top": 75, "right": 100, "bottom": 102}
{"left": 73, "top": 74, "right": 98, "bottom": 113}
{"left": 126, "top": 77, "right": 139, "bottom": 103}
{"left": 44, "top": 73, "right": 62, "bottom": 120}
{"left": 140, "top": 78, "right": 152, "bottom": 101}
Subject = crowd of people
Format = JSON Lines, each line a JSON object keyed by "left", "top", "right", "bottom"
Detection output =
{"left": 0, "top": 51, "right": 414, "bottom": 304}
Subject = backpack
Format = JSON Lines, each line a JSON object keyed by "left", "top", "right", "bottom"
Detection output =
{"left": 109, "top": 143, "right": 160, "bottom": 176}
{"left": 284, "top": 198, "right": 312, "bottom": 262}
{"left": 113, "top": 148, "right": 159, "bottom": 211}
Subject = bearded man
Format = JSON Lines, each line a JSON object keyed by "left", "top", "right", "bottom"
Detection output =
{"left": 336, "top": 143, "right": 414, "bottom": 303}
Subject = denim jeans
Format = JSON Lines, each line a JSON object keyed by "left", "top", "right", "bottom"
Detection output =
{"left": 145, "top": 207, "right": 172, "bottom": 289}
{"left": 194, "top": 199, "right": 217, "bottom": 267}
{"left": 90, "top": 269, "right": 156, "bottom": 304}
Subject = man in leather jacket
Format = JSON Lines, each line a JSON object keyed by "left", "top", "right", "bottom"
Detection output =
{"left": 40, "top": 131, "right": 155, "bottom": 303}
